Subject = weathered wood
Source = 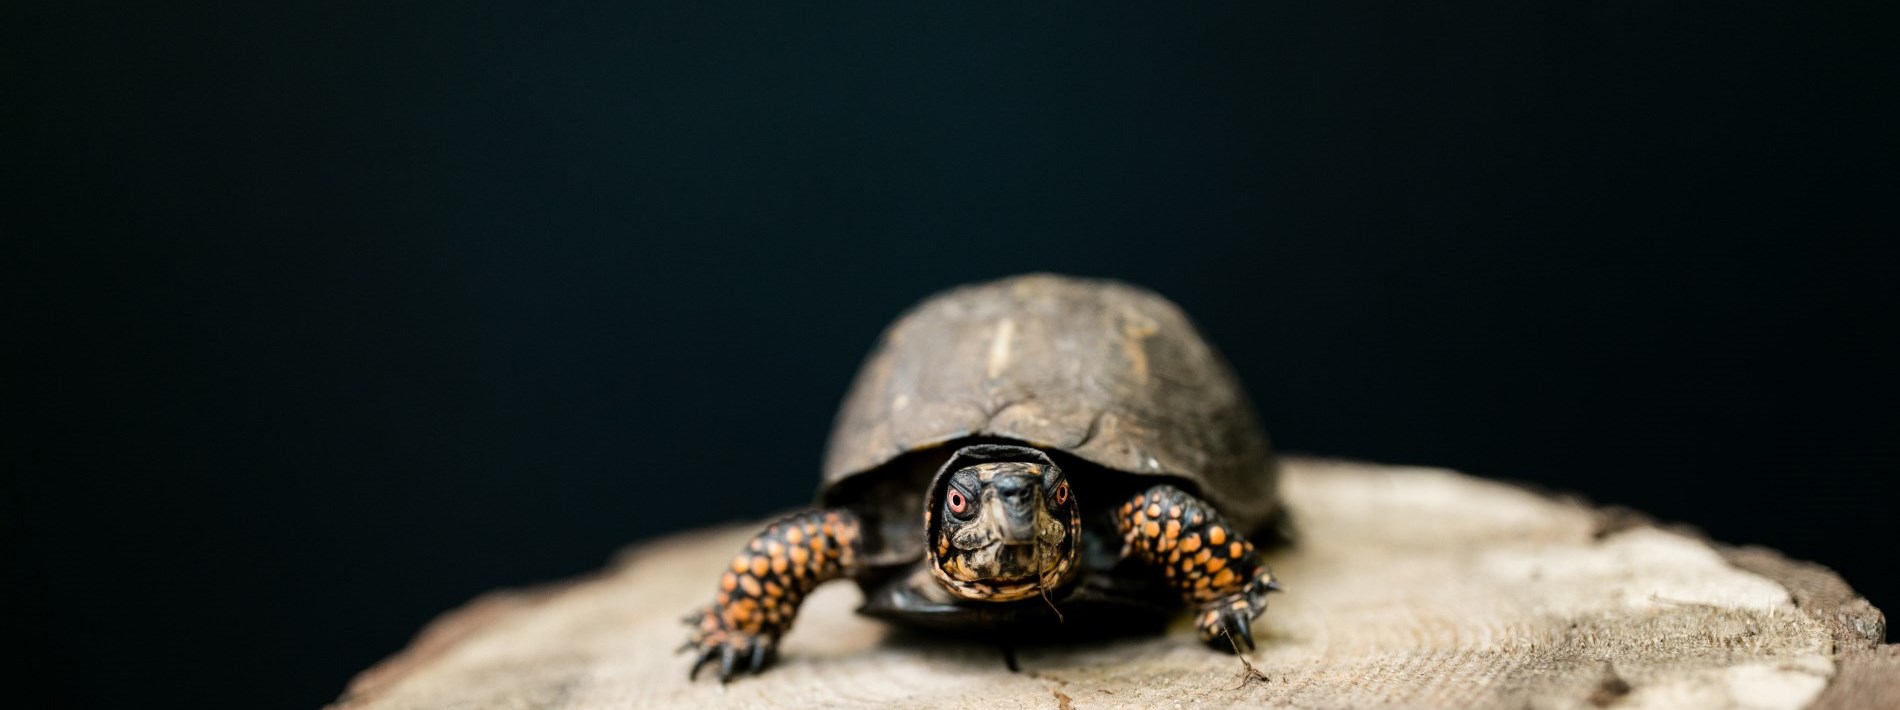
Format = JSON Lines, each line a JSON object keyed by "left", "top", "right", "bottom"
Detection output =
{"left": 331, "top": 459, "right": 1891, "bottom": 709}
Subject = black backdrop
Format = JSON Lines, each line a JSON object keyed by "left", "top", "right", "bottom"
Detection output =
{"left": 7, "top": 2, "right": 1895, "bottom": 708}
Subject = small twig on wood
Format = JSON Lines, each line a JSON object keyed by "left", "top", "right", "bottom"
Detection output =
{"left": 1224, "top": 630, "right": 1270, "bottom": 689}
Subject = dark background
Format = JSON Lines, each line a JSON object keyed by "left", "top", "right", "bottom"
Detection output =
{"left": 7, "top": 2, "right": 1895, "bottom": 708}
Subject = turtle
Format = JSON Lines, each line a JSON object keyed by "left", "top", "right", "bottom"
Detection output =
{"left": 683, "top": 273, "right": 1283, "bottom": 681}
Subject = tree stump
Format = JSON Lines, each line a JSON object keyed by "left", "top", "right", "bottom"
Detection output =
{"left": 331, "top": 459, "right": 1892, "bottom": 709}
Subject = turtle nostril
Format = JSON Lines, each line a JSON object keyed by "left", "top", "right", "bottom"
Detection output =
{"left": 1002, "top": 486, "right": 1033, "bottom": 505}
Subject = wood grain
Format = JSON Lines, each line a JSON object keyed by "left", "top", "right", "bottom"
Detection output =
{"left": 331, "top": 459, "right": 1890, "bottom": 709}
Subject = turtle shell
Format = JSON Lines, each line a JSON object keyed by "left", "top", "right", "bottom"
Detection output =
{"left": 821, "top": 273, "right": 1277, "bottom": 569}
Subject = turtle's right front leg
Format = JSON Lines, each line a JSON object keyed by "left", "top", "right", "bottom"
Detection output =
{"left": 683, "top": 509, "right": 862, "bottom": 682}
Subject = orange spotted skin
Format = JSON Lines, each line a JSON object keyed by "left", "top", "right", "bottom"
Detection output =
{"left": 684, "top": 509, "right": 862, "bottom": 681}
{"left": 1116, "top": 484, "right": 1279, "bottom": 650}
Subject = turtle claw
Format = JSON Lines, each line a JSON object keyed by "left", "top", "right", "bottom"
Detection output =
{"left": 682, "top": 605, "right": 778, "bottom": 682}
{"left": 687, "top": 644, "right": 720, "bottom": 681}
{"left": 749, "top": 637, "right": 773, "bottom": 672}
{"left": 718, "top": 643, "right": 742, "bottom": 682}
{"left": 1221, "top": 608, "right": 1255, "bottom": 653}
{"left": 1196, "top": 566, "right": 1279, "bottom": 654}
{"left": 1196, "top": 595, "right": 1261, "bottom": 654}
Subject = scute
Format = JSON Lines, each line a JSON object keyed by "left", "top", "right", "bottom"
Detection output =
{"left": 822, "top": 274, "right": 1278, "bottom": 547}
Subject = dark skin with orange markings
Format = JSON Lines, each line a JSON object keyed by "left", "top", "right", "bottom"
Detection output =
{"left": 682, "top": 510, "right": 862, "bottom": 681}
{"left": 1115, "top": 484, "right": 1281, "bottom": 651}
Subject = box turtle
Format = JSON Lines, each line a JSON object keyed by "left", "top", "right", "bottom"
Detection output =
{"left": 685, "top": 273, "right": 1283, "bottom": 681}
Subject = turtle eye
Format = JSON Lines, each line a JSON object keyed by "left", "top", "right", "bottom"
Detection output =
{"left": 1053, "top": 482, "right": 1070, "bottom": 506}
{"left": 946, "top": 488, "right": 971, "bottom": 517}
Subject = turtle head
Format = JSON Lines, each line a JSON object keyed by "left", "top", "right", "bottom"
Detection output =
{"left": 924, "top": 445, "right": 1081, "bottom": 603}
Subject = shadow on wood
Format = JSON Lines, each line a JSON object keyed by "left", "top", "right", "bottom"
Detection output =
{"left": 331, "top": 459, "right": 1892, "bottom": 709}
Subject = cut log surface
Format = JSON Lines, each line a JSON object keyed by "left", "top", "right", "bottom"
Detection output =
{"left": 333, "top": 459, "right": 1892, "bottom": 709}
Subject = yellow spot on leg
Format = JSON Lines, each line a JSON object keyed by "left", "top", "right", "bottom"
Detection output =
{"left": 730, "top": 599, "right": 759, "bottom": 628}
{"left": 1208, "top": 526, "right": 1227, "bottom": 546}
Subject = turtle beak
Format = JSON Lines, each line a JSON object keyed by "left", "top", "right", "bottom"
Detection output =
{"left": 988, "top": 474, "right": 1042, "bottom": 545}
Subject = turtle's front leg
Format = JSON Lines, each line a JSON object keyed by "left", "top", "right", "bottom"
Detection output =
{"left": 683, "top": 509, "right": 862, "bottom": 681}
{"left": 1115, "top": 485, "right": 1281, "bottom": 652}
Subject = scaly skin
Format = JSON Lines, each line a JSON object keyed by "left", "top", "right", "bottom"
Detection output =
{"left": 1115, "top": 484, "right": 1280, "bottom": 651}
{"left": 682, "top": 509, "right": 862, "bottom": 681}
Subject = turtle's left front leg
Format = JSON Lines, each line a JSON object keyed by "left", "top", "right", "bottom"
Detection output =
{"left": 1115, "top": 484, "right": 1281, "bottom": 652}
